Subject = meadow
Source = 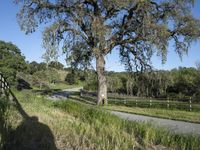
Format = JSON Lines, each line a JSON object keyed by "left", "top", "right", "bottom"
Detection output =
{"left": 1, "top": 90, "right": 200, "bottom": 150}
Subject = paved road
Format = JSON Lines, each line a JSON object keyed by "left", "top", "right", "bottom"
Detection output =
{"left": 48, "top": 87, "right": 83, "bottom": 100}
{"left": 63, "top": 87, "right": 83, "bottom": 92}
{"left": 111, "top": 111, "right": 200, "bottom": 135}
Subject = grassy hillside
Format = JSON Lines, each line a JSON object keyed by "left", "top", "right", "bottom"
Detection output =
{"left": 0, "top": 90, "right": 200, "bottom": 150}
{"left": 57, "top": 70, "right": 69, "bottom": 81}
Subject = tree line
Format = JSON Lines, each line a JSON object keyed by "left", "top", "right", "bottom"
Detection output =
{"left": 83, "top": 68, "right": 200, "bottom": 101}
{"left": 0, "top": 40, "right": 66, "bottom": 88}
{"left": 1, "top": 40, "right": 200, "bottom": 101}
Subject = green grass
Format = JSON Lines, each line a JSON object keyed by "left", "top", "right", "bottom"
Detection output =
{"left": 48, "top": 82, "right": 83, "bottom": 90}
{"left": 77, "top": 95, "right": 200, "bottom": 123}
{"left": 1, "top": 90, "right": 200, "bottom": 150}
{"left": 103, "top": 105, "right": 200, "bottom": 123}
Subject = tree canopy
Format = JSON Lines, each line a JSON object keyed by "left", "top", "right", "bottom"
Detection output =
{"left": 48, "top": 61, "right": 64, "bottom": 70}
{"left": 15, "top": 0, "right": 200, "bottom": 104}
{"left": 0, "top": 40, "right": 26, "bottom": 82}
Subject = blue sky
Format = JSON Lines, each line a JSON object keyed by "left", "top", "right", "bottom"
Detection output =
{"left": 0, "top": 1, "right": 200, "bottom": 72}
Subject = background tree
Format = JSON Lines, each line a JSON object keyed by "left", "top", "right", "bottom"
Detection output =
{"left": 0, "top": 40, "right": 26, "bottom": 83}
{"left": 65, "top": 71, "right": 76, "bottom": 85}
{"left": 42, "top": 47, "right": 59, "bottom": 68}
{"left": 107, "top": 75, "right": 123, "bottom": 93}
{"left": 33, "top": 68, "right": 60, "bottom": 88}
{"left": 16, "top": 0, "right": 200, "bottom": 105}
{"left": 83, "top": 71, "right": 98, "bottom": 91}
{"left": 27, "top": 61, "right": 46, "bottom": 74}
{"left": 169, "top": 67, "right": 197, "bottom": 96}
{"left": 48, "top": 61, "right": 64, "bottom": 70}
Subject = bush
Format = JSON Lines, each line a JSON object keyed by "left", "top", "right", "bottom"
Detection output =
{"left": 33, "top": 68, "right": 60, "bottom": 84}
{"left": 16, "top": 78, "right": 32, "bottom": 91}
{"left": 65, "top": 72, "right": 76, "bottom": 85}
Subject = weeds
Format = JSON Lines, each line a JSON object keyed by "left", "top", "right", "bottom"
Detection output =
{"left": 1, "top": 90, "right": 200, "bottom": 150}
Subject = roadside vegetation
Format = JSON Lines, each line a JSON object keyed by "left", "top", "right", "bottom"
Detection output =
{"left": 72, "top": 95, "right": 200, "bottom": 123}
{"left": 84, "top": 68, "right": 200, "bottom": 103}
{"left": 103, "top": 105, "right": 200, "bottom": 123}
{"left": 1, "top": 40, "right": 200, "bottom": 149}
{"left": 0, "top": 90, "right": 200, "bottom": 150}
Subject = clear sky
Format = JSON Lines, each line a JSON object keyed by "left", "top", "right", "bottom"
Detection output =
{"left": 0, "top": 1, "right": 200, "bottom": 72}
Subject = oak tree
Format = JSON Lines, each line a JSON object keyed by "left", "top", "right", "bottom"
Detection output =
{"left": 15, "top": 0, "right": 200, "bottom": 105}
{"left": 0, "top": 40, "right": 26, "bottom": 83}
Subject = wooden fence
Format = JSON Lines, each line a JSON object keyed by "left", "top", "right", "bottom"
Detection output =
{"left": 80, "top": 90, "right": 200, "bottom": 111}
{"left": 0, "top": 72, "right": 29, "bottom": 119}
{"left": 0, "top": 72, "right": 10, "bottom": 96}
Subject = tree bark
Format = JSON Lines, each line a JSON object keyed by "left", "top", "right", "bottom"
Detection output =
{"left": 96, "top": 54, "right": 107, "bottom": 105}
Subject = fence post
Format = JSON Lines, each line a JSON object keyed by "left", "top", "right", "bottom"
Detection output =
{"left": 189, "top": 97, "right": 192, "bottom": 111}
{"left": 149, "top": 98, "right": 152, "bottom": 107}
{"left": 167, "top": 98, "right": 169, "bottom": 109}
{"left": 2, "top": 77, "right": 4, "bottom": 90}
{"left": 136, "top": 99, "right": 138, "bottom": 107}
{"left": 80, "top": 89, "right": 83, "bottom": 97}
{"left": 124, "top": 99, "right": 127, "bottom": 105}
{"left": 5, "top": 82, "right": 7, "bottom": 90}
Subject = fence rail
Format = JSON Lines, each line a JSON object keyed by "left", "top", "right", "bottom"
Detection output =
{"left": 80, "top": 90, "right": 200, "bottom": 111}
{"left": 0, "top": 73, "right": 10, "bottom": 95}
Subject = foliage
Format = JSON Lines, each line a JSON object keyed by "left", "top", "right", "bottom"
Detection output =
{"left": 33, "top": 68, "right": 60, "bottom": 84}
{"left": 48, "top": 61, "right": 64, "bottom": 70}
{"left": 104, "top": 105, "right": 200, "bottom": 123}
{"left": 27, "top": 61, "right": 64, "bottom": 74}
{"left": 3, "top": 90, "right": 199, "bottom": 150}
{"left": 83, "top": 72, "right": 98, "bottom": 91}
{"left": 65, "top": 71, "right": 76, "bottom": 85}
{"left": 84, "top": 67, "right": 200, "bottom": 101}
{"left": 27, "top": 61, "right": 47, "bottom": 75}
{"left": 53, "top": 100, "right": 200, "bottom": 150}
{"left": 168, "top": 68, "right": 197, "bottom": 96}
{"left": 0, "top": 41, "right": 27, "bottom": 83}
{"left": 0, "top": 97, "right": 11, "bottom": 149}
{"left": 16, "top": 0, "right": 200, "bottom": 104}
{"left": 15, "top": 0, "right": 200, "bottom": 71}
{"left": 107, "top": 73, "right": 123, "bottom": 93}
{"left": 17, "top": 68, "right": 62, "bottom": 89}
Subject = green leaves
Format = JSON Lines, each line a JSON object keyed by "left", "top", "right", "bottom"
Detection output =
{"left": 0, "top": 41, "right": 26, "bottom": 83}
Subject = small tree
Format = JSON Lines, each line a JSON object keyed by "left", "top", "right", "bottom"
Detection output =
{"left": 28, "top": 61, "right": 47, "bottom": 74}
{"left": 16, "top": 0, "right": 200, "bottom": 105}
{"left": 49, "top": 61, "right": 64, "bottom": 70}
{"left": 65, "top": 72, "right": 76, "bottom": 85}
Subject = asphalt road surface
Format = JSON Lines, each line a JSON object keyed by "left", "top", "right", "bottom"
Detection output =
{"left": 48, "top": 87, "right": 83, "bottom": 100}
{"left": 111, "top": 111, "right": 200, "bottom": 135}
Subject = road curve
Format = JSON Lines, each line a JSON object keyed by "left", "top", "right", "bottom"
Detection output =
{"left": 110, "top": 111, "right": 200, "bottom": 135}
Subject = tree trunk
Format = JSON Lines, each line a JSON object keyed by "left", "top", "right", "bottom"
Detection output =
{"left": 96, "top": 54, "right": 107, "bottom": 105}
